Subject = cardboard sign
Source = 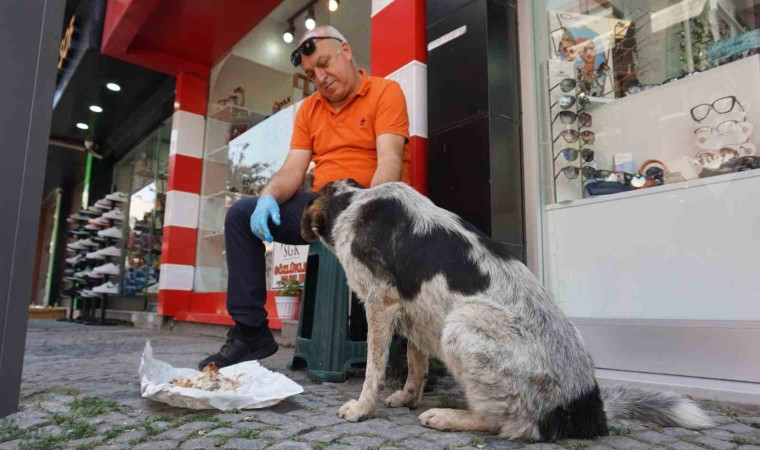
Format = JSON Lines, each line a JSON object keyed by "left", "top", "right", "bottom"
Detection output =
{"left": 272, "top": 243, "right": 309, "bottom": 286}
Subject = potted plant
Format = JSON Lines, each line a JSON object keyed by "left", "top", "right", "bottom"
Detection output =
{"left": 274, "top": 279, "right": 302, "bottom": 320}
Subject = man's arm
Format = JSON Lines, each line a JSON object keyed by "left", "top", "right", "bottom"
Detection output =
{"left": 260, "top": 149, "right": 313, "bottom": 203}
{"left": 370, "top": 134, "right": 405, "bottom": 187}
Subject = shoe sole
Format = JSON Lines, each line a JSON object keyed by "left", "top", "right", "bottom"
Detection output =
{"left": 239, "top": 342, "right": 279, "bottom": 363}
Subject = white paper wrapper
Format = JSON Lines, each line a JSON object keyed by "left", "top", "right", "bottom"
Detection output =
{"left": 139, "top": 341, "right": 304, "bottom": 411}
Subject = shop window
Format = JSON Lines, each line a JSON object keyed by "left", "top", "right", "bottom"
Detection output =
{"left": 194, "top": 1, "right": 372, "bottom": 293}
{"left": 539, "top": 0, "right": 760, "bottom": 204}
{"left": 533, "top": 0, "right": 760, "bottom": 321}
{"left": 112, "top": 119, "right": 171, "bottom": 299}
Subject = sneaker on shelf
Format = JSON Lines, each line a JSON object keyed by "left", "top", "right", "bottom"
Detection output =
{"left": 98, "top": 227, "right": 123, "bottom": 239}
{"left": 67, "top": 240, "right": 87, "bottom": 251}
{"left": 87, "top": 271, "right": 105, "bottom": 280}
{"left": 69, "top": 230, "right": 89, "bottom": 237}
{"left": 103, "top": 208, "right": 125, "bottom": 221}
{"left": 106, "top": 192, "right": 129, "bottom": 203}
{"left": 70, "top": 213, "right": 91, "bottom": 220}
{"left": 93, "top": 262, "right": 120, "bottom": 275}
{"left": 95, "top": 199, "right": 113, "bottom": 210}
{"left": 81, "top": 289, "right": 101, "bottom": 298}
{"left": 66, "top": 217, "right": 77, "bottom": 224}
{"left": 65, "top": 254, "right": 84, "bottom": 264}
{"left": 64, "top": 268, "right": 74, "bottom": 275}
{"left": 98, "top": 246, "right": 122, "bottom": 257}
{"left": 86, "top": 250, "right": 106, "bottom": 260}
{"left": 64, "top": 276, "right": 77, "bottom": 282}
{"left": 88, "top": 217, "right": 111, "bottom": 227}
{"left": 93, "top": 282, "right": 119, "bottom": 294}
{"left": 87, "top": 205, "right": 104, "bottom": 214}
{"left": 85, "top": 224, "right": 100, "bottom": 231}
{"left": 91, "top": 235, "right": 106, "bottom": 243}
{"left": 80, "top": 238, "right": 99, "bottom": 247}
{"left": 74, "top": 268, "right": 92, "bottom": 279}
{"left": 80, "top": 209, "right": 99, "bottom": 216}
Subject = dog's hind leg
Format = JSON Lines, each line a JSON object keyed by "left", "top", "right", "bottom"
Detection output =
{"left": 419, "top": 408, "right": 499, "bottom": 432}
{"left": 385, "top": 340, "right": 428, "bottom": 409}
{"left": 338, "top": 296, "right": 400, "bottom": 422}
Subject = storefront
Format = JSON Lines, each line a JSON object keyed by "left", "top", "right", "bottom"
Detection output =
{"left": 98, "top": 0, "right": 758, "bottom": 400}
{"left": 516, "top": 0, "right": 760, "bottom": 401}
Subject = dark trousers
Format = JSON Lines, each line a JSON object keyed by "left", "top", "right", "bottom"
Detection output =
{"left": 224, "top": 191, "right": 317, "bottom": 329}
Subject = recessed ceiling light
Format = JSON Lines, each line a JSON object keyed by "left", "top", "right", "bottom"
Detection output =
{"left": 329, "top": 0, "right": 339, "bottom": 11}
{"left": 89, "top": 105, "right": 103, "bottom": 113}
{"left": 106, "top": 83, "right": 121, "bottom": 91}
{"left": 76, "top": 123, "right": 89, "bottom": 130}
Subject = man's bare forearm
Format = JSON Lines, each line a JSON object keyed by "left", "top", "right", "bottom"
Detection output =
{"left": 260, "top": 169, "right": 304, "bottom": 204}
{"left": 370, "top": 159, "right": 402, "bottom": 187}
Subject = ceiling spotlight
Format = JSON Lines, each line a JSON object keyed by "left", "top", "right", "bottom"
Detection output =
{"left": 106, "top": 82, "right": 121, "bottom": 91}
{"left": 76, "top": 123, "right": 89, "bottom": 130}
{"left": 305, "top": 7, "right": 316, "bottom": 30}
{"left": 283, "top": 22, "right": 295, "bottom": 43}
{"left": 329, "top": 0, "right": 339, "bottom": 12}
{"left": 89, "top": 105, "right": 103, "bottom": 113}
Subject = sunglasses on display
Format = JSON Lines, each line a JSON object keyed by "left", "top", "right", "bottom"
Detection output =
{"left": 694, "top": 121, "right": 751, "bottom": 144}
{"left": 554, "top": 148, "right": 595, "bottom": 163}
{"left": 550, "top": 78, "right": 577, "bottom": 93}
{"left": 552, "top": 111, "right": 592, "bottom": 127}
{"left": 290, "top": 36, "right": 344, "bottom": 67}
{"left": 555, "top": 166, "right": 629, "bottom": 182}
{"left": 690, "top": 95, "right": 745, "bottom": 122}
{"left": 552, "top": 129, "right": 595, "bottom": 145}
{"left": 551, "top": 94, "right": 577, "bottom": 110}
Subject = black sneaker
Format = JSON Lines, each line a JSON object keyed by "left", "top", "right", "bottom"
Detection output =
{"left": 198, "top": 326, "right": 278, "bottom": 370}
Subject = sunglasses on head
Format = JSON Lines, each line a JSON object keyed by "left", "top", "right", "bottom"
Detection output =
{"left": 291, "top": 36, "right": 344, "bottom": 67}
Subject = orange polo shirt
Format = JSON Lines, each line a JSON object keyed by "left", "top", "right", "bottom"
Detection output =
{"left": 290, "top": 69, "right": 412, "bottom": 192}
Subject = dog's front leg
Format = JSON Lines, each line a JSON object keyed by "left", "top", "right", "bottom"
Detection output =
{"left": 338, "top": 297, "right": 398, "bottom": 422}
{"left": 385, "top": 340, "right": 428, "bottom": 409}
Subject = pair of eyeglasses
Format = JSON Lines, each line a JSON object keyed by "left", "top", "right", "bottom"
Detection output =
{"left": 290, "top": 36, "right": 344, "bottom": 67}
{"left": 552, "top": 129, "right": 595, "bottom": 145}
{"left": 554, "top": 148, "right": 594, "bottom": 163}
{"left": 690, "top": 95, "right": 744, "bottom": 122}
{"left": 552, "top": 111, "right": 592, "bottom": 127}
{"left": 549, "top": 78, "right": 577, "bottom": 93}
{"left": 694, "top": 121, "right": 751, "bottom": 143}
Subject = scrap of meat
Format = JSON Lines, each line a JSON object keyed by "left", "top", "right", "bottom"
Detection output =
{"left": 171, "top": 362, "right": 241, "bottom": 391}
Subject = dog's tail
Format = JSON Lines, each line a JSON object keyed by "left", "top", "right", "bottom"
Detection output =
{"left": 601, "top": 384, "right": 713, "bottom": 429}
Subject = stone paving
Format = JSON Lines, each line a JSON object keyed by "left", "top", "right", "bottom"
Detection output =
{"left": 2, "top": 320, "right": 760, "bottom": 450}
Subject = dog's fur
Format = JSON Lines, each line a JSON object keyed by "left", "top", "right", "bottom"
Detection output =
{"left": 301, "top": 179, "right": 713, "bottom": 441}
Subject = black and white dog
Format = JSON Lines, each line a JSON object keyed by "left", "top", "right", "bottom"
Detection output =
{"left": 301, "top": 179, "right": 713, "bottom": 441}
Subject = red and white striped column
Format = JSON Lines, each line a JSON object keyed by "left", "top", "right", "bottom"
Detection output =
{"left": 158, "top": 72, "right": 208, "bottom": 316}
{"left": 371, "top": 0, "right": 428, "bottom": 195}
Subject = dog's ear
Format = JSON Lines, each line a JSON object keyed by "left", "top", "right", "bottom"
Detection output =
{"left": 301, "top": 199, "right": 325, "bottom": 242}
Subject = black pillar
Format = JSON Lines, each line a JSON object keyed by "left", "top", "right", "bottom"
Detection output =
{"left": 0, "top": 0, "right": 66, "bottom": 417}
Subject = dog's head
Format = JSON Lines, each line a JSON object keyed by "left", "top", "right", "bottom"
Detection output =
{"left": 301, "top": 178, "right": 364, "bottom": 244}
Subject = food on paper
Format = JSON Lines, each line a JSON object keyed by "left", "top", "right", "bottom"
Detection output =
{"left": 171, "top": 362, "right": 241, "bottom": 391}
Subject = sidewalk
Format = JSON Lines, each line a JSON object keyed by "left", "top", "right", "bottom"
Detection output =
{"left": 1, "top": 320, "right": 758, "bottom": 450}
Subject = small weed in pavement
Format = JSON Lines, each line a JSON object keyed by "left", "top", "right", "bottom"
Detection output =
{"left": 469, "top": 437, "right": 487, "bottom": 448}
{"left": 74, "top": 443, "right": 96, "bottom": 450}
{"left": 438, "top": 395, "right": 461, "bottom": 409}
{"left": 103, "top": 425, "right": 133, "bottom": 439}
{"left": 237, "top": 428, "right": 261, "bottom": 439}
{"left": 561, "top": 443, "right": 589, "bottom": 450}
{"left": 51, "top": 414, "right": 95, "bottom": 439}
{"left": 608, "top": 425, "right": 632, "bottom": 436}
{"left": 1, "top": 419, "right": 30, "bottom": 442}
{"left": 69, "top": 397, "right": 126, "bottom": 417}
{"left": 733, "top": 435, "right": 760, "bottom": 446}
{"left": 215, "top": 435, "right": 232, "bottom": 447}
{"left": 20, "top": 434, "right": 64, "bottom": 450}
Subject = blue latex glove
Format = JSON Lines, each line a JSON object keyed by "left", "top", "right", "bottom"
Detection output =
{"left": 250, "top": 195, "right": 281, "bottom": 243}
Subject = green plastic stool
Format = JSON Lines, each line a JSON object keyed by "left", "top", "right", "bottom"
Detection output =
{"left": 291, "top": 242, "right": 367, "bottom": 382}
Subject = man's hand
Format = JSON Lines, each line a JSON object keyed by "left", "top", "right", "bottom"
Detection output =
{"left": 250, "top": 195, "right": 281, "bottom": 243}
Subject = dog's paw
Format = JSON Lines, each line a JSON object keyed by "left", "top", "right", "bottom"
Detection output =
{"left": 385, "top": 389, "right": 420, "bottom": 409}
{"left": 419, "top": 408, "right": 455, "bottom": 431}
{"left": 337, "top": 399, "right": 374, "bottom": 422}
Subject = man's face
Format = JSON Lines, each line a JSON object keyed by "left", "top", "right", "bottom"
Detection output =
{"left": 300, "top": 38, "right": 355, "bottom": 103}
